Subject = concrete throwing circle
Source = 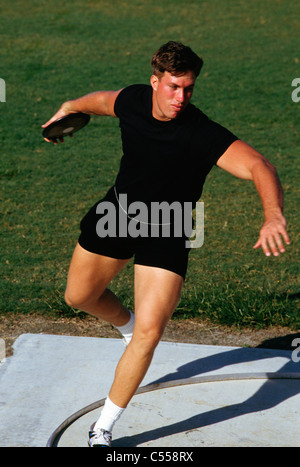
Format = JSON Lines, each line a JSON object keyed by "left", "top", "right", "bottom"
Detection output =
{"left": 47, "top": 372, "right": 300, "bottom": 447}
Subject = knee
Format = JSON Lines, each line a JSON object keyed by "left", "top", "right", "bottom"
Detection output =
{"left": 64, "top": 288, "right": 90, "bottom": 310}
{"left": 132, "top": 324, "right": 163, "bottom": 355}
{"left": 64, "top": 289, "right": 79, "bottom": 309}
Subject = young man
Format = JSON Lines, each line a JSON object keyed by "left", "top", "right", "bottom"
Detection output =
{"left": 42, "top": 41, "right": 290, "bottom": 447}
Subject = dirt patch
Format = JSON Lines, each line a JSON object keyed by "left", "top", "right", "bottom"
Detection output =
{"left": 1, "top": 313, "right": 299, "bottom": 359}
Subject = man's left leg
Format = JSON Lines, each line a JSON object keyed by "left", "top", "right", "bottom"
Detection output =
{"left": 110, "top": 264, "right": 183, "bottom": 406}
{"left": 90, "top": 265, "right": 183, "bottom": 444}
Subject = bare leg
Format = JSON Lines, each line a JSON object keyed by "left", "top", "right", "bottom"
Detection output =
{"left": 64, "top": 243, "right": 131, "bottom": 326}
{"left": 65, "top": 246, "right": 183, "bottom": 438}
{"left": 108, "top": 264, "right": 183, "bottom": 408}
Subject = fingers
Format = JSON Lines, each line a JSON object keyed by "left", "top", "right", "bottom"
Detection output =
{"left": 261, "top": 235, "right": 282, "bottom": 257}
{"left": 41, "top": 112, "right": 63, "bottom": 129}
{"left": 41, "top": 102, "right": 74, "bottom": 144}
{"left": 280, "top": 227, "right": 291, "bottom": 247}
{"left": 42, "top": 104, "right": 71, "bottom": 128}
{"left": 42, "top": 113, "right": 63, "bottom": 144}
{"left": 43, "top": 134, "right": 73, "bottom": 145}
{"left": 43, "top": 137, "right": 64, "bottom": 145}
{"left": 253, "top": 218, "right": 290, "bottom": 257}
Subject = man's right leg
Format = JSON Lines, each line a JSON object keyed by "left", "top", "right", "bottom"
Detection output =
{"left": 64, "top": 243, "right": 131, "bottom": 327}
{"left": 65, "top": 243, "right": 135, "bottom": 447}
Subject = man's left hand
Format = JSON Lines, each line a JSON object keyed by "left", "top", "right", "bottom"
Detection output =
{"left": 253, "top": 215, "right": 290, "bottom": 257}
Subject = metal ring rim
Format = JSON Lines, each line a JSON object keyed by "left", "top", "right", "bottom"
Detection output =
{"left": 46, "top": 371, "right": 300, "bottom": 447}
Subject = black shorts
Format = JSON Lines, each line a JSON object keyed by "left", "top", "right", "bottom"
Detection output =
{"left": 78, "top": 188, "right": 191, "bottom": 279}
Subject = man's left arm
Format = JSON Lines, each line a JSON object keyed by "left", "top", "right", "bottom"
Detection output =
{"left": 216, "top": 139, "right": 290, "bottom": 257}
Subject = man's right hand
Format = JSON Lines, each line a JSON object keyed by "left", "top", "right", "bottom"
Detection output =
{"left": 42, "top": 90, "right": 122, "bottom": 144}
{"left": 42, "top": 101, "right": 75, "bottom": 144}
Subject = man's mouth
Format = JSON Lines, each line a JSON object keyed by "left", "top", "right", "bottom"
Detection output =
{"left": 171, "top": 104, "right": 183, "bottom": 111}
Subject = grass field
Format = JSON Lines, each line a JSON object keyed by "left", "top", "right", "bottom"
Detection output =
{"left": 1, "top": 0, "right": 299, "bottom": 329}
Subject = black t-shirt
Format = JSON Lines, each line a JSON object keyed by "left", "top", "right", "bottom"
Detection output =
{"left": 114, "top": 84, "right": 238, "bottom": 208}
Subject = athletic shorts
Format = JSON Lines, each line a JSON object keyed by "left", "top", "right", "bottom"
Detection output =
{"left": 78, "top": 187, "right": 191, "bottom": 279}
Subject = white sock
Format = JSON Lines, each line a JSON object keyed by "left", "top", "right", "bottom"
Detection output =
{"left": 94, "top": 396, "right": 126, "bottom": 433}
{"left": 115, "top": 310, "right": 135, "bottom": 345}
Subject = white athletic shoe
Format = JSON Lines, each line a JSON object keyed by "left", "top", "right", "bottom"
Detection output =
{"left": 88, "top": 427, "right": 112, "bottom": 447}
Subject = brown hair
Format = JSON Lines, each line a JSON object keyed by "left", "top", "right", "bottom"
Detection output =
{"left": 151, "top": 41, "right": 203, "bottom": 78}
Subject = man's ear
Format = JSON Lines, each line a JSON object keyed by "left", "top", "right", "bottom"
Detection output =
{"left": 150, "top": 74, "right": 159, "bottom": 91}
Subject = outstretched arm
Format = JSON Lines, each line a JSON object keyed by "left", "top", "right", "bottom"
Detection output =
{"left": 42, "top": 90, "right": 122, "bottom": 143}
{"left": 216, "top": 139, "right": 290, "bottom": 257}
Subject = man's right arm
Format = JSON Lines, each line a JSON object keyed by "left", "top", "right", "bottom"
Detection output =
{"left": 42, "top": 90, "right": 122, "bottom": 142}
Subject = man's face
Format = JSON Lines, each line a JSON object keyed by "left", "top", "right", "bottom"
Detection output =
{"left": 151, "top": 71, "right": 196, "bottom": 121}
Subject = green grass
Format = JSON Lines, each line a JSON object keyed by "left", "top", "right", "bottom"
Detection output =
{"left": 1, "top": 0, "right": 299, "bottom": 329}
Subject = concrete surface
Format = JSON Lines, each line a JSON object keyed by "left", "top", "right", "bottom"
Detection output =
{"left": 0, "top": 334, "right": 299, "bottom": 447}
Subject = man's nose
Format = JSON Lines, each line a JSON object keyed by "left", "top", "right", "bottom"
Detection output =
{"left": 176, "top": 89, "right": 185, "bottom": 103}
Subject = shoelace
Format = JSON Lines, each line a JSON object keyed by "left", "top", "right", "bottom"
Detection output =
{"left": 92, "top": 428, "right": 112, "bottom": 445}
{"left": 101, "top": 430, "right": 112, "bottom": 443}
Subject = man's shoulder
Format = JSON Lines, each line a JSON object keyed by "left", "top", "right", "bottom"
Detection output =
{"left": 117, "top": 83, "right": 151, "bottom": 100}
{"left": 114, "top": 84, "right": 151, "bottom": 117}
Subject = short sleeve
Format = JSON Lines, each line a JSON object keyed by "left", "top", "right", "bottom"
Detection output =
{"left": 204, "top": 120, "right": 238, "bottom": 165}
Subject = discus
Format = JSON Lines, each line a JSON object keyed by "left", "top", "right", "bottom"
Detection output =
{"left": 42, "top": 112, "right": 90, "bottom": 142}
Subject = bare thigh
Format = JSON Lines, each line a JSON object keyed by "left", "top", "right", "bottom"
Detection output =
{"left": 133, "top": 264, "right": 183, "bottom": 344}
{"left": 65, "top": 243, "right": 130, "bottom": 311}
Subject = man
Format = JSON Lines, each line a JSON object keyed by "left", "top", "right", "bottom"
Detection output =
{"left": 42, "top": 41, "right": 290, "bottom": 447}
